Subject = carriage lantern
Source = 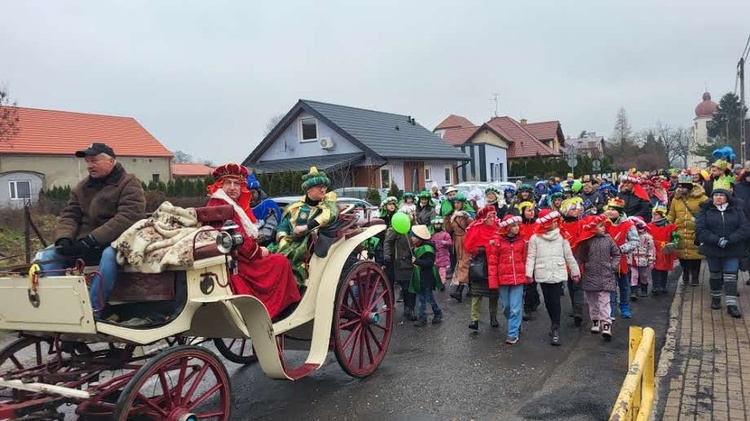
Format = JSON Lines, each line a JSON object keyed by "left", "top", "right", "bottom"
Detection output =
{"left": 216, "top": 220, "right": 244, "bottom": 254}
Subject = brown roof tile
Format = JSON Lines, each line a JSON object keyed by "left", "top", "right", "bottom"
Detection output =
{"left": 487, "top": 117, "right": 558, "bottom": 158}
{"left": 523, "top": 121, "right": 560, "bottom": 141}
{"left": 441, "top": 126, "right": 479, "bottom": 145}
{"left": 0, "top": 106, "right": 173, "bottom": 157}
{"left": 435, "top": 114, "right": 475, "bottom": 130}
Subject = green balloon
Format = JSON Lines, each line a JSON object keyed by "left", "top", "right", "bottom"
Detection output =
{"left": 391, "top": 212, "right": 411, "bottom": 235}
{"left": 572, "top": 180, "right": 583, "bottom": 193}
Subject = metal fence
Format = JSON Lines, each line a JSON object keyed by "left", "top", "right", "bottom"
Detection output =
{"left": 609, "top": 326, "right": 656, "bottom": 421}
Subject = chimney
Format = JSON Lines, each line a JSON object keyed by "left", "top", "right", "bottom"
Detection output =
{"left": 520, "top": 118, "right": 527, "bottom": 126}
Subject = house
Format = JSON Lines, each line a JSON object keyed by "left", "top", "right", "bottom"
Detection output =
{"left": 0, "top": 106, "right": 172, "bottom": 207}
{"left": 243, "top": 100, "right": 469, "bottom": 193}
{"left": 172, "top": 163, "right": 214, "bottom": 181}
{"left": 434, "top": 114, "right": 564, "bottom": 182}
{"left": 566, "top": 132, "right": 605, "bottom": 158}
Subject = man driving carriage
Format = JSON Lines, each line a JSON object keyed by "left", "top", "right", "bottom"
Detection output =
{"left": 34, "top": 143, "right": 146, "bottom": 313}
{"left": 276, "top": 166, "right": 339, "bottom": 285}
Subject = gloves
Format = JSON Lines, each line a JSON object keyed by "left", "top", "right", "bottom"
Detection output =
{"left": 55, "top": 237, "right": 80, "bottom": 256}
{"left": 79, "top": 234, "right": 99, "bottom": 249}
{"left": 718, "top": 237, "right": 729, "bottom": 248}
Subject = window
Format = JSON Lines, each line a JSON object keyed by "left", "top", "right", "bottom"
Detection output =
{"left": 444, "top": 166, "right": 452, "bottom": 184}
{"left": 498, "top": 163, "right": 504, "bottom": 181}
{"left": 380, "top": 167, "right": 391, "bottom": 189}
{"left": 490, "top": 164, "right": 495, "bottom": 181}
{"left": 9, "top": 181, "right": 31, "bottom": 200}
{"left": 424, "top": 167, "right": 431, "bottom": 181}
{"left": 300, "top": 118, "right": 318, "bottom": 141}
{"left": 152, "top": 174, "right": 160, "bottom": 183}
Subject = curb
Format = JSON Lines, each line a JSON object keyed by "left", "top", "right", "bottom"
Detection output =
{"left": 652, "top": 269, "right": 686, "bottom": 420}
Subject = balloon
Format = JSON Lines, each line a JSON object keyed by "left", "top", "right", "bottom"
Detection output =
{"left": 701, "top": 170, "right": 709, "bottom": 181}
{"left": 572, "top": 180, "right": 583, "bottom": 193}
{"left": 391, "top": 212, "right": 411, "bottom": 235}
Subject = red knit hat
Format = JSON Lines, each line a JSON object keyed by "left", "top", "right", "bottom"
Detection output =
{"left": 535, "top": 209, "right": 561, "bottom": 232}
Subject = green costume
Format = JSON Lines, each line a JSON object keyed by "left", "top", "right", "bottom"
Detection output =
{"left": 276, "top": 167, "right": 339, "bottom": 285}
{"left": 408, "top": 244, "right": 441, "bottom": 293}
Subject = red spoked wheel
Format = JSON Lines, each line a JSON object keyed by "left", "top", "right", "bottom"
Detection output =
{"left": 0, "top": 336, "right": 90, "bottom": 375}
{"left": 333, "top": 261, "right": 393, "bottom": 378}
{"left": 212, "top": 338, "right": 258, "bottom": 365}
{"left": 113, "top": 345, "right": 232, "bottom": 421}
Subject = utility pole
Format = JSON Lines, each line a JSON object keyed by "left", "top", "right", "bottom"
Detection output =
{"left": 740, "top": 58, "right": 746, "bottom": 164}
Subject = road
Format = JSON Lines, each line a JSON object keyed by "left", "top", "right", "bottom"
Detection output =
{"left": 224, "top": 272, "right": 679, "bottom": 421}
{"left": 0, "top": 272, "right": 677, "bottom": 421}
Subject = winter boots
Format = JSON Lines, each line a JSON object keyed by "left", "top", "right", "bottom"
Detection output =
{"left": 639, "top": 284, "right": 649, "bottom": 298}
{"left": 727, "top": 306, "right": 743, "bottom": 318}
{"left": 601, "top": 322, "right": 612, "bottom": 340}
{"left": 590, "top": 320, "right": 600, "bottom": 334}
{"left": 468, "top": 320, "right": 479, "bottom": 330}
{"left": 619, "top": 302, "right": 632, "bottom": 319}
{"left": 549, "top": 325, "right": 561, "bottom": 346}
{"left": 432, "top": 312, "right": 443, "bottom": 325}
{"left": 711, "top": 297, "right": 722, "bottom": 310}
{"left": 724, "top": 273, "right": 741, "bottom": 318}
{"left": 490, "top": 314, "right": 499, "bottom": 328}
{"left": 450, "top": 284, "right": 466, "bottom": 302}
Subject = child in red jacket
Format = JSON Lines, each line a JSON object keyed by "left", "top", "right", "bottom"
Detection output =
{"left": 647, "top": 205, "right": 679, "bottom": 295}
{"left": 489, "top": 215, "right": 529, "bottom": 344}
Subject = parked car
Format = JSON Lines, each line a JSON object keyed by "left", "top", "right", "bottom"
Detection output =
{"left": 332, "top": 187, "right": 386, "bottom": 203}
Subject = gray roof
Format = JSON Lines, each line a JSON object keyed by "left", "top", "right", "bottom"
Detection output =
{"left": 250, "top": 152, "right": 364, "bottom": 173}
{"left": 244, "top": 99, "right": 469, "bottom": 165}
{"left": 302, "top": 100, "right": 468, "bottom": 160}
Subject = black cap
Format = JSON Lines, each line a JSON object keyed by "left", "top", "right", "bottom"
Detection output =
{"left": 75, "top": 143, "right": 116, "bottom": 158}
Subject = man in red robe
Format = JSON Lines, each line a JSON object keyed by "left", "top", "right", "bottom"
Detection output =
{"left": 206, "top": 163, "right": 300, "bottom": 319}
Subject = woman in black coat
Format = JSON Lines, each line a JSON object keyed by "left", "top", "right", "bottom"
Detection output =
{"left": 695, "top": 181, "right": 750, "bottom": 318}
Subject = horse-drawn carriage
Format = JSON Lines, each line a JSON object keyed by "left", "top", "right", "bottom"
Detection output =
{"left": 0, "top": 203, "right": 393, "bottom": 420}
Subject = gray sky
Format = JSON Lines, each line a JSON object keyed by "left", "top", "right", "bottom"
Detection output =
{"left": 2, "top": 0, "right": 749, "bottom": 164}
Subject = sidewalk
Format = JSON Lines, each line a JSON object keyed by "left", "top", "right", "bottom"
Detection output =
{"left": 657, "top": 268, "right": 750, "bottom": 421}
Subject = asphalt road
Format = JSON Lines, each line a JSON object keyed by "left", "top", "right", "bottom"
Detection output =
{"left": 223, "top": 272, "right": 679, "bottom": 421}
{"left": 0, "top": 272, "right": 677, "bottom": 421}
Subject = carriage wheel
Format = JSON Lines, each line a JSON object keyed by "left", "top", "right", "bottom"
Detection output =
{"left": 113, "top": 345, "right": 231, "bottom": 421}
{"left": 333, "top": 261, "right": 393, "bottom": 378}
{"left": 212, "top": 338, "right": 258, "bottom": 365}
{"left": 0, "top": 336, "right": 90, "bottom": 374}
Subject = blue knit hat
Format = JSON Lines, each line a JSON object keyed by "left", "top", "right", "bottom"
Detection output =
{"left": 246, "top": 173, "right": 260, "bottom": 190}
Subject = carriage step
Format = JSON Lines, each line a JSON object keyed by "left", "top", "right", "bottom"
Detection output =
{"left": 284, "top": 363, "right": 320, "bottom": 381}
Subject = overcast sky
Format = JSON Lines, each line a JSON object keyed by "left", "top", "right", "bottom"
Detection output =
{"left": 2, "top": 1, "right": 749, "bottom": 164}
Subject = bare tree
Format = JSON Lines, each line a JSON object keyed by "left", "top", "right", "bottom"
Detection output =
{"left": 653, "top": 122, "right": 690, "bottom": 168}
{"left": 264, "top": 113, "right": 286, "bottom": 136}
{"left": 0, "top": 87, "right": 20, "bottom": 142}
{"left": 173, "top": 150, "right": 194, "bottom": 163}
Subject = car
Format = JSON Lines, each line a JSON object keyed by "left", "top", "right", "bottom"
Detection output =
{"left": 272, "top": 196, "right": 376, "bottom": 211}
{"left": 332, "top": 187, "right": 386, "bottom": 203}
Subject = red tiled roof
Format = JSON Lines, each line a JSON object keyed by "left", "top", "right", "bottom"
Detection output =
{"left": 435, "top": 114, "right": 475, "bottom": 130}
{"left": 523, "top": 121, "right": 560, "bottom": 141}
{"left": 441, "top": 126, "right": 479, "bottom": 145}
{"left": 172, "top": 163, "right": 214, "bottom": 177}
{"left": 0, "top": 106, "right": 173, "bottom": 157}
{"left": 487, "top": 117, "right": 558, "bottom": 158}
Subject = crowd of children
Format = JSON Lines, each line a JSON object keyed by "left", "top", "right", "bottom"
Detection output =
{"left": 378, "top": 155, "right": 750, "bottom": 345}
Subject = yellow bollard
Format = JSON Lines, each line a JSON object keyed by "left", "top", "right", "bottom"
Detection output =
{"left": 610, "top": 327, "right": 656, "bottom": 421}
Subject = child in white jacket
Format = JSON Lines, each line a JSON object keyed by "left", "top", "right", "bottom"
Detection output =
{"left": 526, "top": 209, "right": 581, "bottom": 346}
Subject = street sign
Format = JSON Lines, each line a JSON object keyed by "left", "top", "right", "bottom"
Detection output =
{"left": 566, "top": 156, "right": 578, "bottom": 169}
{"left": 592, "top": 159, "right": 601, "bottom": 172}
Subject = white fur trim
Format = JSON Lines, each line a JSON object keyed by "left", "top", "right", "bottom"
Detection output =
{"left": 210, "top": 189, "right": 259, "bottom": 239}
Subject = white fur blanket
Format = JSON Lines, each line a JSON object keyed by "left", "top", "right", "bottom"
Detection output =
{"left": 112, "top": 202, "right": 218, "bottom": 273}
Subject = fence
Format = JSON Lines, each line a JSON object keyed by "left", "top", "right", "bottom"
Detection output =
{"left": 609, "top": 326, "right": 656, "bottom": 421}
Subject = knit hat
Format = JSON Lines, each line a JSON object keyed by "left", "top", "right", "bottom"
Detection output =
{"left": 498, "top": 215, "right": 522, "bottom": 230}
{"left": 403, "top": 192, "right": 416, "bottom": 200}
{"left": 301, "top": 166, "right": 331, "bottom": 191}
{"left": 246, "top": 172, "right": 260, "bottom": 190}
{"left": 535, "top": 209, "right": 561, "bottom": 232}
{"left": 628, "top": 216, "right": 648, "bottom": 231}
{"left": 411, "top": 225, "right": 431, "bottom": 241}
{"left": 652, "top": 204, "right": 668, "bottom": 217}
{"left": 212, "top": 163, "right": 249, "bottom": 182}
{"left": 712, "top": 175, "right": 735, "bottom": 197}
{"left": 561, "top": 197, "right": 584, "bottom": 215}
